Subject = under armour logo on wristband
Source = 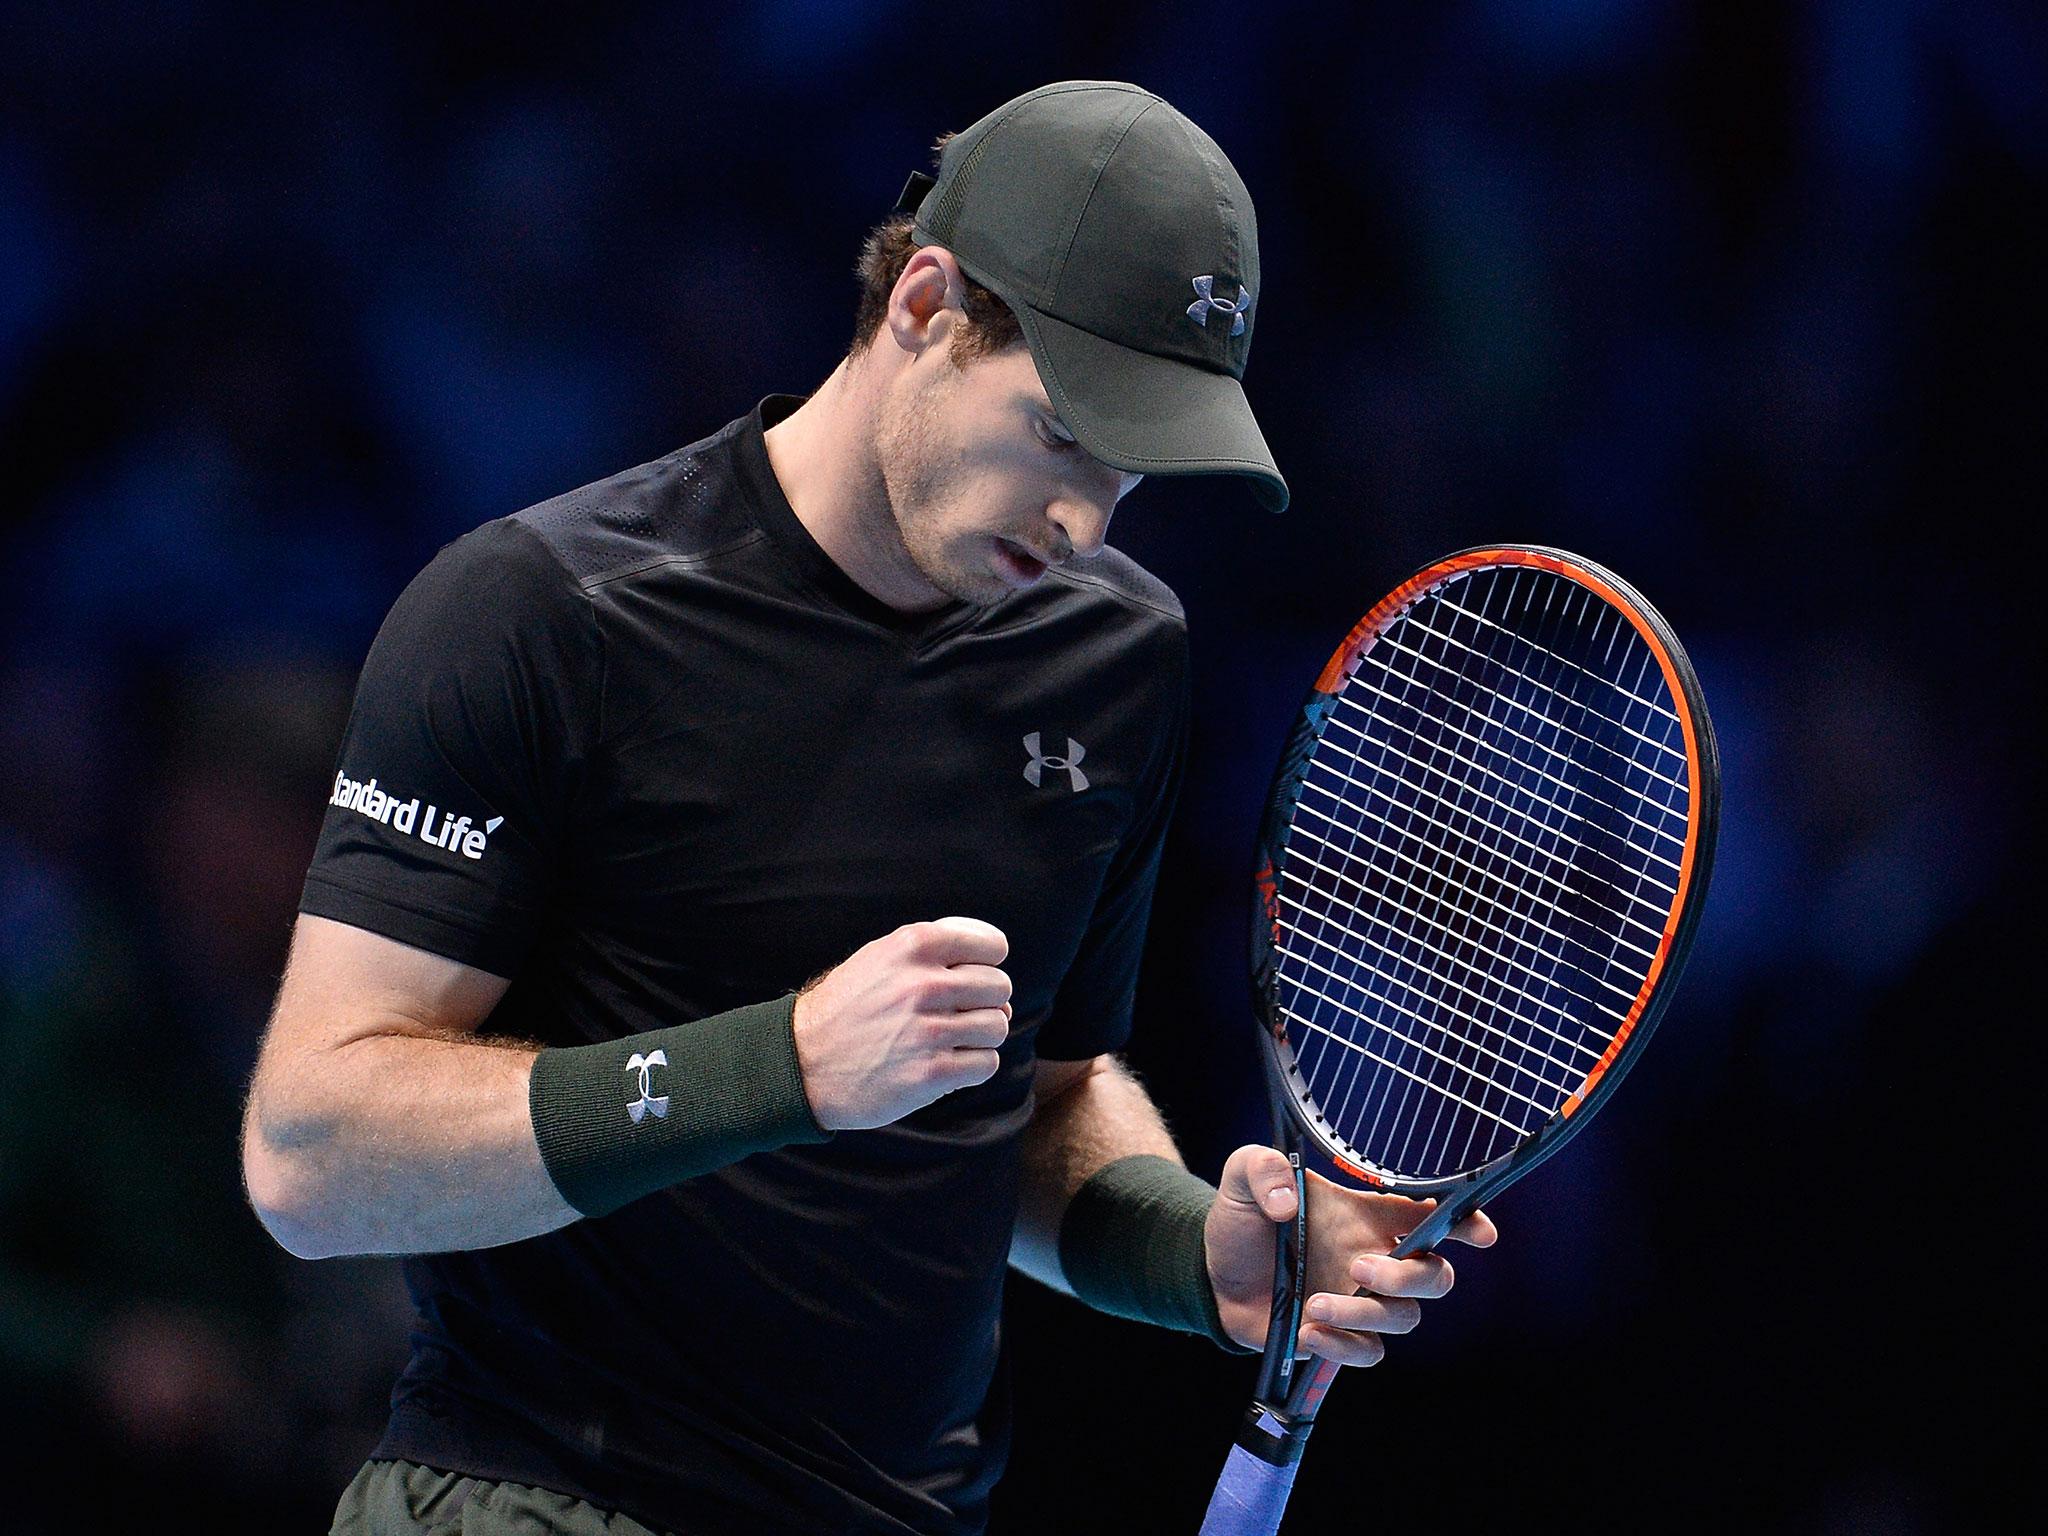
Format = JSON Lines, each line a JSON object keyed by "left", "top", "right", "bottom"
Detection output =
{"left": 1023, "top": 732, "right": 1088, "bottom": 792}
{"left": 1186, "top": 275, "right": 1252, "bottom": 336}
{"left": 625, "top": 1050, "right": 669, "bottom": 1124}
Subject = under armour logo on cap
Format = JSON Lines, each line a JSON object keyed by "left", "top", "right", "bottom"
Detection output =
{"left": 1023, "top": 732, "right": 1089, "bottom": 792}
{"left": 626, "top": 1050, "right": 669, "bottom": 1124}
{"left": 1186, "top": 275, "right": 1253, "bottom": 336}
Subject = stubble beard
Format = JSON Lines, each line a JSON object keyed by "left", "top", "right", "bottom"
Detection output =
{"left": 873, "top": 370, "right": 1006, "bottom": 607}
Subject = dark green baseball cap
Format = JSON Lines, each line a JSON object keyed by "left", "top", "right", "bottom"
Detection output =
{"left": 895, "top": 80, "right": 1288, "bottom": 512}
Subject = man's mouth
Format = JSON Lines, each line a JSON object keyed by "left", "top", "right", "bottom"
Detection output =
{"left": 994, "top": 538, "right": 1051, "bottom": 584}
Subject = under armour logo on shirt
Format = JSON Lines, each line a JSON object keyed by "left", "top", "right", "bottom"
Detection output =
{"left": 1187, "top": 275, "right": 1252, "bottom": 336}
{"left": 626, "top": 1050, "right": 669, "bottom": 1124}
{"left": 1023, "top": 732, "right": 1088, "bottom": 792}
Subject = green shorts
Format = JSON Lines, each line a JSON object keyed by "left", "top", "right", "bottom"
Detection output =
{"left": 330, "top": 1458, "right": 670, "bottom": 1536}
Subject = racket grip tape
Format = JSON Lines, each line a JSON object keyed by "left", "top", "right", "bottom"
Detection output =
{"left": 1196, "top": 1407, "right": 1313, "bottom": 1536}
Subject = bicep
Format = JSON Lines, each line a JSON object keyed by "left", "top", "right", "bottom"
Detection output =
{"left": 255, "top": 913, "right": 511, "bottom": 1073}
{"left": 243, "top": 914, "right": 512, "bottom": 1214}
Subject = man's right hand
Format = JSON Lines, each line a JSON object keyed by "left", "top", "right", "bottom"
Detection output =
{"left": 790, "top": 917, "right": 1014, "bottom": 1130}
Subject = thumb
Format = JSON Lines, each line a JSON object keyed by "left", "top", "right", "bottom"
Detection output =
{"left": 930, "top": 915, "right": 1009, "bottom": 963}
{"left": 1218, "top": 1144, "right": 1299, "bottom": 1223}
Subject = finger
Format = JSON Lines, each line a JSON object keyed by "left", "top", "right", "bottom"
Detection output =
{"left": 1297, "top": 1323, "right": 1386, "bottom": 1369}
{"left": 924, "top": 916, "right": 1009, "bottom": 964}
{"left": 1351, "top": 1252, "right": 1454, "bottom": 1300}
{"left": 931, "top": 963, "right": 1012, "bottom": 1011}
{"left": 933, "top": 1046, "right": 1002, "bottom": 1091}
{"left": 1216, "top": 1144, "right": 1299, "bottom": 1223}
{"left": 942, "top": 1007, "right": 1014, "bottom": 1050}
{"left": 1304, "top": 1292, "right": 1421, "bottom": 1336}
{"left": 1448, "top": 1207, "right": 1498, "bottom": 1248}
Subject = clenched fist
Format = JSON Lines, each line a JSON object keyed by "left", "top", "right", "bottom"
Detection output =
{"left": 791, "top": 917, "right": 1014, "bottom": 1130}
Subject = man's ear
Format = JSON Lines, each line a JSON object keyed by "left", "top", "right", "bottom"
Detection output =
{"left": 885, "top": 247, "right": 966, "bottom": 357}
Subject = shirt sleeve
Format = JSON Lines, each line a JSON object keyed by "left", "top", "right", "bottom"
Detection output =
{"left": 1037, "top": 622, "right": 1191, "bottom": 1060}
{"left": 297, "top": 517, "right": 601, "bottom": 978}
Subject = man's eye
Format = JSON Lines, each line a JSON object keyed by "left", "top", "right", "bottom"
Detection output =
{"left": 1037, "top": 419, "right": 1076, "bottom": 451}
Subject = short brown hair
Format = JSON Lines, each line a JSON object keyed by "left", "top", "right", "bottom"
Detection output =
{"left": 847, "top": 133, "right": 1024, "bottom": 366}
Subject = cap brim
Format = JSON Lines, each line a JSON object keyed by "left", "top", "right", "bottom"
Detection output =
{"left": 1015, "top": 305, "right": 1289, "bottom": 513}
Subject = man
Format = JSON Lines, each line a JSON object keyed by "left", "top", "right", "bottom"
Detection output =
{"left": 242, "top": 80, "right": 1494, "bottom": 1536}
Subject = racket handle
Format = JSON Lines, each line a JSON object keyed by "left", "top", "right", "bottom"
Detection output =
{"left": 1197, "top": 1407, "right": 1313, "bottom": 1536}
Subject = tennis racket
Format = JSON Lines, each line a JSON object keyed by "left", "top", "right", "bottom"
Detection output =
{"left": 1196, "top": 545, "right": 1720, "bottom": 1536}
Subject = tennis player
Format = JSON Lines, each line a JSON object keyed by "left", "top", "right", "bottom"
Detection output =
{"left": 242, "top": 80, "right": 1494, "bottom": 1536}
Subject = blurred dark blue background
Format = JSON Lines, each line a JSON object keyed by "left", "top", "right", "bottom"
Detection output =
{"left": 1, "top": 2, "right": 2035, "bottom": 1531}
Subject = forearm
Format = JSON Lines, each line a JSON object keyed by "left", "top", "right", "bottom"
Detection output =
{"left": 243, "top": 1030, "right": 576, "bottom": 1260}
{"left": 1010, "top": 1055, "right": 1181, "bottom": 1292}
{"left": 246, "top": 993, "right": 827, "bottom": 1261}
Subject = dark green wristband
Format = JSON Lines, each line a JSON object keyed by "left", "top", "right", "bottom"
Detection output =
{"left": 1056, "top": 1153, "right": 1252, "bottom": 1354}
{"left": 528, "top": 994, "right": 831, "bottom": 1218}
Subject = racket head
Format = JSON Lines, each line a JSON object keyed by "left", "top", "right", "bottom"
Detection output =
{"left": 1249, "top": 545, "right": 1720, "bottom": 1209}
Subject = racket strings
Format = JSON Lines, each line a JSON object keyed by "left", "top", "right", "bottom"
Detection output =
{"left": 1279, "top": 973, "right": 1588, "bottom": 1114}
{"left": 1277, "top": 566, "right": 1690, "bottom": 1181}
{"left": 1314, "top": 708, "right": 1663, "bottom": 888}
{"left": 1421, "top": 600, "right": 1687, "bottom": 768}
{"left": 1360, "top": 610, "right": 1692, "bottom": 837}
{"left": 1331, "top": 663, "right": 1689, "bottom": 856}
{"left": 1310, "top": 573, "right": 1662, "bottom": 1163}
{"left": 1317, "top": 574, "right": 1680, "bottom": 1172}
{"left": 1297, "top": 578, "right": 1616, "bottom": 1172}
{"left": 1278, "top": 824, "right": 1624, "bottom": 1026}
{"left": 1296, "top": 739, "right": 1675, "bottom": 938}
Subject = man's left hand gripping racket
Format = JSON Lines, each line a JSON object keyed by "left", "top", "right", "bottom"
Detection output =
{"left": 1197, "top": 546, "right": 1720, "bottom": 1536}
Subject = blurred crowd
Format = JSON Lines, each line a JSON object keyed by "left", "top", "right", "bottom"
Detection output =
{"left": 1, "top": 2, "right": 2037, "bottom": 1529}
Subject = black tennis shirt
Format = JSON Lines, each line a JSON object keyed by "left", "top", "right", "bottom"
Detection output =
{"left": 297, "top": 396, "right": 1190, "bottom": 1535}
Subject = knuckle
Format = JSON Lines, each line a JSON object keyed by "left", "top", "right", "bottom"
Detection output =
{"left": 966, "top": 925, "right": 1015, "bottom": 962}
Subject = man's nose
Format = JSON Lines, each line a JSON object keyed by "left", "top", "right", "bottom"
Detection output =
{"left": 1047, "top": 495, "right": 1113, "bottom": 560}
